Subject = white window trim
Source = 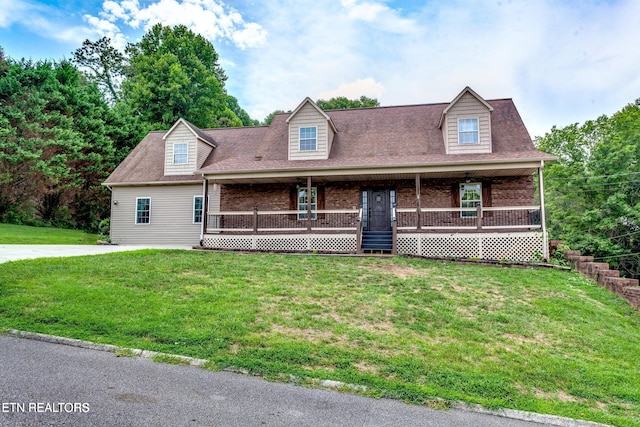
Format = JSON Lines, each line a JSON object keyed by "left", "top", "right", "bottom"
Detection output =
{"left": 173, "top": 143, "right": 188, "bottom": 165}
{"left": 458, "top": 118, "right": 479, "bottom": 145}
{"left": 297, "top": 186, "right": 317, "bottom": 220}
{"left": 193, "top": 195, "right": 203, "bottom": 224}
{"left": 135, "top": 197, "right": 151, "bottom": 225}
{"left": 299, "top": 126, "right": 318, "bottom": 151}
{"left": 460, "top": 183, "right": 482, "bottom": 217}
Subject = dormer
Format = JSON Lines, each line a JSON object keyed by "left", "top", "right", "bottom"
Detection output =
{"left": 286, "top": 97, "right": 338, "bottom": 160}
{"left": 439, "top": 87, "right": 494, "bottom": 154}
{"left": 163, "top": 118, "right": 216, "bottom": 176}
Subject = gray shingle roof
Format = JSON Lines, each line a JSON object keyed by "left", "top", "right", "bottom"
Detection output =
{"left": 104, "top": 98, "right": 555, "bottom": 185}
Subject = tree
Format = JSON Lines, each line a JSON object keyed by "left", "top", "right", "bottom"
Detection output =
{"left": 262, "top": 110, "right": 286, "bottom": 126}
{"left": 536, "top": 101, "right": 640, "bottom": 278}
{"left": 0, "top": 56, "right": 117, "bottom": 230}
{"left": 121, "top": 24, "right": 243, "bottom": 129}
{"left": 316, "top": 95, "right": 380, "bottom": 110}
{"left": 72, "top": 37, "right": 125, "bottom": 104}
{"left": 227, "top": 95, "right": 259, "bottom": 126}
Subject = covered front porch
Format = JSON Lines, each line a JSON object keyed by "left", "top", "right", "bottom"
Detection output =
{"left": 199, "top": 162, "right": 550, "bottom": 262}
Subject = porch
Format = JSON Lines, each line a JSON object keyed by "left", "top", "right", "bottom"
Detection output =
{"left": 200, "top": 205, "right": 546, "bottom": 262}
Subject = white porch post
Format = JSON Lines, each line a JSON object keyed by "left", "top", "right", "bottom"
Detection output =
{"left": 200, "top": 178, "right": 208, "bottom": 242}
{"left": 307, "top": 176, "right": 312, "bottom": 232}
{"left": 415, "top": 174, "right": 421, "bottom": 230}
{"left": 538, "top": 161, "right": 549, "bottom": 260}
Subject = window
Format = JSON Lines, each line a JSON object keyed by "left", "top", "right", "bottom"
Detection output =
{"left": 136, "top": 197, "right": 151, "bottom": 224}
{"left": 299, "top": 127, "right": 317, "bottom": 151}
{"left": 458, "top": 118, "right": 479, "bottom": 144}
{"left": 173, "top": 143, "right": 188, "bottom": 164}
{"left": 193, "top": 196, "right": 203, "bottom": 224}
{"left": 460, "top": 183, "right": 481, "bottom": 217}
{"left": 298, "top": 187, "right": 317, "bottom": 219}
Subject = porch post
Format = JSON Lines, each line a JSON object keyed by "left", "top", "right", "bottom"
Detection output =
{"left": 538, "top": 161, "right": 549, "bottom": 260}
{"left": 307, "top": 176, "right": 312, "bottom": 232}
{"left": 200, "top": 178, "right": 208, "bottom": 242}
{"left": 415, "top": 174, "right": 421, "bottom": 230}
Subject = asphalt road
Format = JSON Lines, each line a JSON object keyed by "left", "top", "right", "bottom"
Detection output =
{"left": 0, "top": 335, "right": 563, "bottom": 427}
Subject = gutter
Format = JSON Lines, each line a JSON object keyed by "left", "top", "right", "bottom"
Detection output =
{"left": 196, "top": 156, "right": 556, "bottom": 181}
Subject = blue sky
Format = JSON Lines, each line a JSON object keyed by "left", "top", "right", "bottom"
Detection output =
{"left": 1, "top": 0, "right": 639, "bottom": 138}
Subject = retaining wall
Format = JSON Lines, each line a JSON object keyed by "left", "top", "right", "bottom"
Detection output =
{"left": 550, "top": 240, "right": 640, "bottom": 310}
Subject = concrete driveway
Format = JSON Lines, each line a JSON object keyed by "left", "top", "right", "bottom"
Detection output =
{"left": 0, "top": 244, "right": 192, "bottom": 263}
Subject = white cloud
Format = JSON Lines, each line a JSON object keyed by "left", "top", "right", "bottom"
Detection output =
{"left": 318, "top": 78, "right": 385, "bottom": 101}
{"left": 87, "top": 0, "right": 267, "bottom": 50}
{"left": 232, "top": 0, "right": 640, "bottom": 137}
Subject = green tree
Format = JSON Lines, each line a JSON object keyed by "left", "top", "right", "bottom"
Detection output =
{"left": 0, "top": 54, "right": 116, "bottom": 230}
{"left": 227, "top": 95, "right": 258, "bottom": 126}
{"left": 121, "top": 24, "right": 242, "bottom": 129}
{"left": 72, "top": 37, "right": 125, "bottom": 103}
{"left": 536, "top": 101, "right": 640, "bottom": 278}
{"left": 316, "top": 95, "right": 380, "bottom": 110}
{"left": 262, "top": 110, "right": 286, "bottom": 126}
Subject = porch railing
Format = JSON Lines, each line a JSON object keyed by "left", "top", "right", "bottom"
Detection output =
{"left": 396, "top": 206, "right": 541, "bottom": 230}
{"left": 207, "top": 209, "right": 360, "bottom": 233}
{"left": 207, "top": 206, "right": 541, "bottom": 233}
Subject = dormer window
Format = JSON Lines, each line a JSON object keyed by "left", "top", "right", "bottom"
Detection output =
{"left": 173, "top": 143, "right": 188, "bottom": 164}
{"left": 299, "top": 127, "right": 317, "bottom": 151}
{"left": 458, "top": 118, "right": 479, "bottom": 144}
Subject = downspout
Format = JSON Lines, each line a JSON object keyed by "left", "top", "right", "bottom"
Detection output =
{"left": 538, "top": 161, "right": 549, "bottom": 261}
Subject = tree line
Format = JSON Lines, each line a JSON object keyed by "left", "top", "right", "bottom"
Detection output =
{"left": 536, "top": 100, "right": 640, "bottom": 278}
{"left": 0, "top": 24, "right": 380, "bottom": 233}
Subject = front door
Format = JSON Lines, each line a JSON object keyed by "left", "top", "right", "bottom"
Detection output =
{"left": 367, "top": 189, "right": 391, "bottom": 232}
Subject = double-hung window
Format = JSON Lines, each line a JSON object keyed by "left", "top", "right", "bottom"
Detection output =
{"left": 299, "top": 127, "right": 317, "bottom": 151}
{"left": 460, "top": 183, "right": 481, "bottom": 217}
{"left": 298, "top": 187, "right": 317, "bottom": 220}
{"left": 173, "top": 143, "right": 188, "bottom": 164}
{"left": 458, "top": 118, "right": 479, "bottom": 144}
{"left": 136, "top": 197, "right": 151, "bottom": 224}
{"left": 193, "top": 196, "right": 203, "bottom": 224}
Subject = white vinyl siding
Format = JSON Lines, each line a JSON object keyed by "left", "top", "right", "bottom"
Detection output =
{"left": 110, "top": 184, "right": 203, "bottom": 245}
{"left": 443, "top": 92, "right": 492, "bottom": 154}
{"left": 197, "top": 140, "right": 214, "bottom": 168}
{"left": 288, "top": 103, "right": 331, "bottom": 160}
{"left": 164, "top": 122, "right": 197, "bottom": 175}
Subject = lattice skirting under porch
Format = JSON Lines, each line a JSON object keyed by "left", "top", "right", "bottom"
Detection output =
{"left": 201, "top": 234, "right": 357, "bottom": 253}
{"left": 397, "top": 232, "right": 545, "bottom": 262}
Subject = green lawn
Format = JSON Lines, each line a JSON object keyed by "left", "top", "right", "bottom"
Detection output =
{"left": 1, "top": 250, "right": 639, "bottom": 426}
{"left": 0, "top": 223, "right": 99, "bottom": 244}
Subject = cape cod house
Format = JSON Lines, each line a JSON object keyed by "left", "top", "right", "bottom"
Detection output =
{"left": 103, "top": 87, "right": 556, "bottom": 261}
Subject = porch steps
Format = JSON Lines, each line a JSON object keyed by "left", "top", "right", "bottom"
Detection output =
{"left": 361, "top": 231, "right": 393, "bottom": 253}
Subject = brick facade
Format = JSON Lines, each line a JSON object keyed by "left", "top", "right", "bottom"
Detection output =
{"left": 220, "top": 176, "right": 534, "bottom": 211}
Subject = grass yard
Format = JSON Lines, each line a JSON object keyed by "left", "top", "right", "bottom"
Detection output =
{"left": 0, "top": 223, "right": 99, "bottom": 244}
{"left": 1, "top": 250, "right": 639, "bottom": 426}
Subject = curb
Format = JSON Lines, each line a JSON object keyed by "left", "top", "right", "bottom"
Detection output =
{"left": 5, "top": 329, "right": 208, "bottom": 367}
{"left": 4, "top": 330, "right": 611, "bottom": 427}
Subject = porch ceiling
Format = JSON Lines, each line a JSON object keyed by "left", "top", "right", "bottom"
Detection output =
{"left": 202, "top": 164, "right": 540, "bottom": 184}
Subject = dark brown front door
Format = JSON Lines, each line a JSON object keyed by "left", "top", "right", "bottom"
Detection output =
{"left": 368, "top": 189, "right": 391, "bottom": 232}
